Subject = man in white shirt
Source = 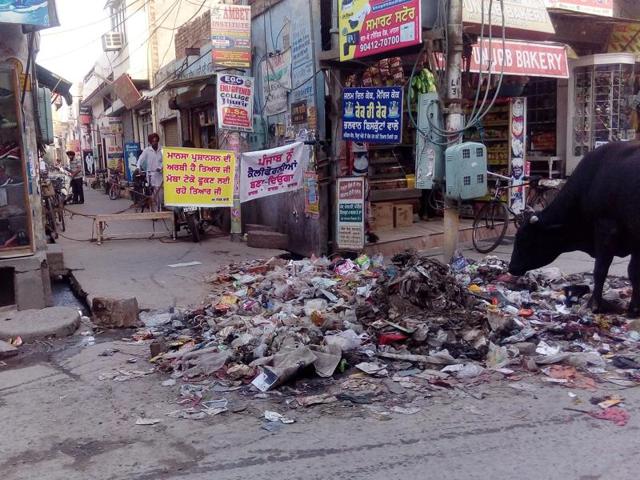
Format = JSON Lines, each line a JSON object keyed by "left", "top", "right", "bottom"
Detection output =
{"left": 137, "top": 133, "right": 163, "bottom": 210}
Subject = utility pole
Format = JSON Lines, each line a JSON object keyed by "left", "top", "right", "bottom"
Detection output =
{"left": 443, "top": 0, "right": 464, "bottom": 263}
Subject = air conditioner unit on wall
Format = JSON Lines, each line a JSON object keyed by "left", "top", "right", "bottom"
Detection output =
{"left": 102, "top": 32, "right": 124, "bottom": 52}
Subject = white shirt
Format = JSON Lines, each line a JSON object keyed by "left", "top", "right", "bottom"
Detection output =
{"left": 137, "top": 146, "right": 163, "bottom": 187}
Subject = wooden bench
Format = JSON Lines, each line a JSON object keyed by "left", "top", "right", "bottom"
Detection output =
{"left": 94, "top": 211, "right": 176, "bottom": 245}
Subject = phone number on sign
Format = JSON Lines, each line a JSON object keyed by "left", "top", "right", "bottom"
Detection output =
{"left": 359, "top": 36, "right": 401, "bottom": 52}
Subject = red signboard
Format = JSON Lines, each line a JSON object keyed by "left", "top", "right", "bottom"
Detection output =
{"left": 338, "top": 0, "right": 421, "bottom": 61}
{"left": 469, "top": 39, "right": 569, "bottom": 78}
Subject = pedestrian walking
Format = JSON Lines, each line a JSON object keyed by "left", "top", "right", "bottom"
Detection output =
{"left": 137, "top": 133, "right": 163, "bottom": 211}
{"left": 66, "top": 150, "right": 84, "bottom": 204}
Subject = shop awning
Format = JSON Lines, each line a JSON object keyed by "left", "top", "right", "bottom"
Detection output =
{"left": 547, "top": 8, "right": 640, "bottom": 55}
{"left": 35, "top": 63, "right": 73, "bottom": 105}
{"left": 161, "top": 74, "right": 215, "bottom": 93}
{"left": 113, "top": 73, "right": 141, "bottom": 110}
{"left": 467, "top": 39, "right": 569, "bottom": 78}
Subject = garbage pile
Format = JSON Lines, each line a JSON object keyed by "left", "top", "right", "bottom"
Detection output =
{"left": 135, "top": 251, "right": 640, "bottom": 420}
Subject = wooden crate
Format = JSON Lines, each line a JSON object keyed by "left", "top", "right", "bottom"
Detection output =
{"left": 394, "top": 204, "right": 413, "bottom": 227}
{"left": 371, "top": 202, "right": 394, "bottom": 232}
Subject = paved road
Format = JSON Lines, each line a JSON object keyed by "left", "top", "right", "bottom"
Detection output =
{"left": 5, "top": 187, "right": 630, "bottom": 480}
{"left": 57, "top": 187, "right": 283, "bottom": 310}
{"left": 1, "top": 335, "right": 638, "bottom": 480}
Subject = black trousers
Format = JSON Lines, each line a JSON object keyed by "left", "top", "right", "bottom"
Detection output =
{"left": 71, "top": 177, "right": 84, "bottom": 204}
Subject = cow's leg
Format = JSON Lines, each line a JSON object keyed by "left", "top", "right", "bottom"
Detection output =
{"left": 628, "top": 254, "right": 640, "bottom": 317}
{"left": 590, "top": 254, "right": 614, "bottom": 313}
{"left": 589, "top": 219, "right": 618, "bottom": 313}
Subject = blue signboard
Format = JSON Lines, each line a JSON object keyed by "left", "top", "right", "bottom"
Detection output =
{"left": 0, "top": 1, "right": 58, "bottom": 28}
{"left": 342, "top": 86, "right": 403, "bottom": 144}
{"left": 124, "top": 142, "right": 140, "bottom": 182}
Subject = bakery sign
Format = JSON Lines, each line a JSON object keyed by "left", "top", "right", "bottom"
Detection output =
{"left": 469, "top": 39, "right": 569, "bottom": 78}
{"left": 463, "top": 0, "right": 555, "bottom": 35}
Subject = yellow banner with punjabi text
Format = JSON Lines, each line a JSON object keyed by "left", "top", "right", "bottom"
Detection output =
{"left": 163, "top": 147, "right": 236, "bottom": 207}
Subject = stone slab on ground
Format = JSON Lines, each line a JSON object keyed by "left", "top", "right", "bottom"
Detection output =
{"left": 245, "top": 223, "right": 276, "bottom": 233}
{"left": 92, "top": 297, "right": 139, "bottom": 328}
{"left": 46, "top": 243, "right": 66, "bottom": 276}
{"left": 0, "top": 306, "right": 80, "bottom": 342}
{"left": 0, "top": 339, "right": 17, "bottom": 358}
{"left": 247, "top": 230, "right": 289, "bottom": 250}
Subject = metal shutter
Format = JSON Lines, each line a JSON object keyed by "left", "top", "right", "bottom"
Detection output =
{"left": 162, "top": 118, "right": 180, "bottom": 147}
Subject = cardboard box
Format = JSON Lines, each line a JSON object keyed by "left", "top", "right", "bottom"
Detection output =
{"left": 371, "top": 202, "right": 394, "bottom": 232}
{"left": 394, "top": 204, "right": 413, "bottom": 227}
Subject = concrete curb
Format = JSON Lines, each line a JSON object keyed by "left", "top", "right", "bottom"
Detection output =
{"left": 0, "top": 306, "right": 81, "bottom": 342}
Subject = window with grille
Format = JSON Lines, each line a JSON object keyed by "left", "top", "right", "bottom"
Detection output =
{"left": 476, "top": 147, "right": 484, "bottom": 157}
{"left": 477, "top": 174, "right": 484, "bottom": 184}
{"left": 109, "top": 0, "right": 127, "bottom": 44}
{"left": 463, "top": 176, "right": 471, "bottom": 186}
{"left": 462, "top": 149, "right": 470, "bottom": 159}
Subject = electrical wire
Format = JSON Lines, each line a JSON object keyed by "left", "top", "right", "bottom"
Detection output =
{"left": 420, "top": 0, "right": 507, "bottom": 138}
{"left": 158, "top": 0, "right": 184, "bottom": 70}
{"left": 40, "top": 0, "right": 148, "bottom": 37}
{"left": 37, "top": 0, "right": 151, "bottom": 62}
{"left": 110, "top": 0, "right": 182, "bottom": 70}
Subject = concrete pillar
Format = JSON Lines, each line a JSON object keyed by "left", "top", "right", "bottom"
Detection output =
{"left": 0, "top": 24, "right": 52, "bottom": 310}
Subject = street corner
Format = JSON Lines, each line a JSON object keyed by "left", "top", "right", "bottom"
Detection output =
{"left": 0, "top": 306, "right": 81, "bottom": 343}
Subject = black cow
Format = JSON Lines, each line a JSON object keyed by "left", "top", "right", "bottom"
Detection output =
{"left": 509, "top": 141, "right": 640, "bottom": 316}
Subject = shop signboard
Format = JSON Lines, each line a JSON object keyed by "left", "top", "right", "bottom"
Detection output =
{"left": 163, "top": 147, "right": 236, "bottom": 207}
{"left": 107, "top": 145, "right": 124, "bottom": 175}
{"left": 509, "top": 97, "right": 527, "bottom": 213}
{"left": 240, "top": 142, "right": 305, "bottom": 202}
{"left": 67, "top": 139, "right": 80, "bottom": 154}
{"left": 291, "top": 15, "right": 315, "bottom": 103}
{"left": 79, "top": 106, "right": 91, "bottom": 125}
{"left": 82, "top": 150, "right": 96, "bottom": 177}
{"left": 463, "top": 0, "right": 555, "bottom": 35}
{"left": 291, "top": 100, "right": 308, "bottom": 125}
{"left": 0, "top": 0, "right": 59, "bottom": 28}
{"left": 211, "top": 4, "right": 251, "bottom": 68}
{"left": 103, "top": 118, "right": 123, "bottom": 136}
{"left": 261, "top": 49, "right": 291, "bottom": 117}
{"left": 342, "top": 86, "right": 403, "bottom": 144}
{"left": 335, "top": 177, "right": 365, "bottom": 251}
{"left": 304, "top": 171, "right": 320, "bottom": 218}
{"left": 545, "top": 0, "right": 613, "bottom": 16}
{"left": 124, "top": 142, "right": 140, "bottom": 182}
{"left": 216, "top": 74, "right": 254, "bottom": 132}
{"left": 338, "top": 0, "right": 421, "bottom": 62}
{"left": 469, "top": 39, "right": 569, "bottom": 78}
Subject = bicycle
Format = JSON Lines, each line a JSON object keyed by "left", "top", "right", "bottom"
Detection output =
{"left": 472, "top": 172, "right": 551, "bottom": 254}
{"left": 108, "top": 169, "right": 122, "bottom": 200}
{"left": 131, "top": 169, "right": 152, "bottom": 212}
{"left": 50, "top": 176, "right": 66, "bottom": 232}
{"left": 40, "top": 179, "right": 58, "bottom": 241}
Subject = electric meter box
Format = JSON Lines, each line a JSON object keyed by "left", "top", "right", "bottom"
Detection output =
{"left": 445, "top": 142, "right": 488, "bottom": 200}
{"left": 415, "top": 93, "right": 444, "bottom": 189}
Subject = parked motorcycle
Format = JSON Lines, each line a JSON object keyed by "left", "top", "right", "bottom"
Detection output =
{"left": 173, "top": 206, "right": 202, "bottom": 242}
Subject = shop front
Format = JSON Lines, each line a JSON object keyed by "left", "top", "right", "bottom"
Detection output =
{"left": 326, "top": 0, "right": 640, "bottom": 256}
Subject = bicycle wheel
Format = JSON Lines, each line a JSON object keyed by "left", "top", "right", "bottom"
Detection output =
{"left": 472, "top": 201, "right": 509, "bottom": 254}
{"left": 57, "top": 197, "right": 66, "bottom": 232}
{"left": 109, "top": 183, "right": 120, "bottom": 200}
{"left": 45, "top": 199, "right": 58, "bottom": 240}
